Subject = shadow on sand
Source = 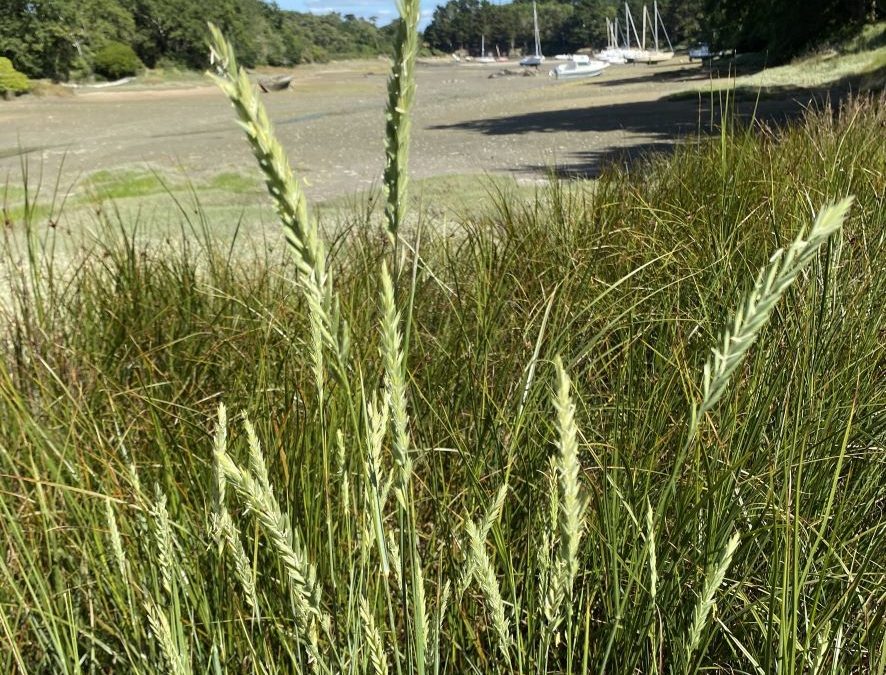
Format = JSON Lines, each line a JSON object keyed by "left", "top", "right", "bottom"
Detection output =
{"left": 429, "top": 67, "right": 880, "bottom": 179}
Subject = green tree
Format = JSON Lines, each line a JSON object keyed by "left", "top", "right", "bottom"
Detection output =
{"left": 0, "top": 0, "right": 137, "bottom": 79}
{"left": 705, "top": 0, "right": 883, "bottom": 58}
{"left": 93, "top": 40, "right": 143, "bottom": 78}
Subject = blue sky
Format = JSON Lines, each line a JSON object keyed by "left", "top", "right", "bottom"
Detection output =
{"left": 277, "top": 0, "right": 440, "bottom": 28}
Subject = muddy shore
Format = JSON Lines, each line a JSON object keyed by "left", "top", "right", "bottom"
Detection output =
{"left": 1, "top": 58, "right": 807, "bottom": 202}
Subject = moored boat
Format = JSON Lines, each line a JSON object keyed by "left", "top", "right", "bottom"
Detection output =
{"left": 520, "top": 2, "right": 546, "bottom": 66}
{"left": 624, "top": 2, "right": 673, "bottom": 63}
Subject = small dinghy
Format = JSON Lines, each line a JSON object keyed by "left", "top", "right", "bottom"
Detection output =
{"left": 259, "top": 75, "right": 294, "bottom": 92}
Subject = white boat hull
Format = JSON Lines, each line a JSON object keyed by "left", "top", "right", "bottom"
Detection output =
{"left": 554, "top": 54, "right": 591, "bottom": 64}
{"left": 597, "top": 48, "right": 628, "bottom": 64}
{"left": 550, "top": 60, "right": 610, "bottom": 79}
{"left": 626, "top": 50, "right": 674, "bottom": 63}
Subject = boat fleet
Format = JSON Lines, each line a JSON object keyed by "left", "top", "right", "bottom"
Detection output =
{"left": 603, "top": 1, "right": 675, "bottom": 65}
{"left": 487, "top": 0, "right": 677, "bottom": 81}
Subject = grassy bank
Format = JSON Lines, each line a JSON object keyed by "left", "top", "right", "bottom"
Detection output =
{"left": 672, "top": 22, "right": 886, "bottom": 100}
{"left": 1, "top": 69, "right": 884, "bottom": 675}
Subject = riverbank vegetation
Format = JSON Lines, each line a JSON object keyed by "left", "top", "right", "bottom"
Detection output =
{"left": 4, "top": 0, "right": 884, "bottom": 85}
{"left": 0, "top": 0, "right": 394, "bottom": 81}
{"left": 425, "top": 0, "right": 883, "bottom": 62}
{"left": 1, "top": 15, "right": 883, "bottom": 670}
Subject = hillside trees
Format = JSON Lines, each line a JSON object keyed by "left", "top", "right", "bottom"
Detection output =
{"left": 0, "top": 0, "right": 136, "bottom": 79}
{"left": 705, "top": 0, "right": 884, "bottom": 56}
{"left": 0, "top": 0, "right": 77, "bottom": 79}
{"left": 0, "top": 0, "right": 394, "bottom": 80}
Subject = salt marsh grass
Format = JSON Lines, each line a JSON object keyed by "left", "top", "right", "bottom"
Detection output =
{"left": 0, "top": 17, "right": 883, "bottom": 675}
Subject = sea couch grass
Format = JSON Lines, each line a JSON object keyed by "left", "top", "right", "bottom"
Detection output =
{"left": 0, "top": 19, "right": 883, "bottom": 675}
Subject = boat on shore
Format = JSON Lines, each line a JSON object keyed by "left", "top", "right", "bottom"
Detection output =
{"left": 476, "top": 35, "right": 496, "bottom": 63}
{"left": 258, "top": 75, "right": 294, "bottom": 92}
{"left": 550, "top": 58, "right": 609, "bottom": 80}
{"left": 597, "top": 18, "right": 627, "bottom": 64}
{"left": 554, "top": 54, "right": 591, "bottom": 64}
{"left": 520, "top": 1, "right": 546, "bottom": 67}
{"left": 624, "top": 2, "right": 674, "bottom": 63}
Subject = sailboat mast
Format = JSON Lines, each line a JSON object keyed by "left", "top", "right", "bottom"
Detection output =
{"left": 641, "top": 5, "right": 647, "bottom": 51}
{"left": 653, "top": 1, "right": 659, "bottom": 52}
{"left": 533, "top": 1, "right": 541, "bottom": 57}
{"left": 625, "top": 2, "right": 630, "bottom": 50}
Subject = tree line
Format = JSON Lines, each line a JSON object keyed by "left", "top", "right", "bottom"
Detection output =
{"left": 2, "top": 0, "right": 882, "bottom": 82}
{"left": 424, "top": 0, "right": 882, "bottom": 61}
{"left": 424, "top": 0, "right": 705, "bottom": 57}
{"left": 0, "top": 0, "right": 395, "bottom": 81}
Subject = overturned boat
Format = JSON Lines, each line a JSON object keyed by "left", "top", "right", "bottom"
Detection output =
{"left": 258, "top": 75, "right": 294, "bottom": 92}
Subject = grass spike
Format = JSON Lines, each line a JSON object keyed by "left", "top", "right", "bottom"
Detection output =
{"left": 380, "top": 261, "right": 411, "bottom": 481}
{"left": 360, "top": 597, "right": 390, "bottom": 675}
{"left": 214, "top": 441, "right": 328, "bottom": 656}
{"left": 207, "top": 24, "right": 348, "bottom": 385}
{"left": 150, "top": 484, "right": 175, "bottom": 595}
{"left": 104, "top": 496, "right": 126, "bottom": 581}
{"left": 465, "top": 520, "right": 511, "bottom": 664}
{"left": 211, "top": 406, "right": 260, "bottom": 617}
{"left": 684, "top": 531, "right": 741, "bottom": 668}
{"left": 146, "top": 600, "right": 192, "bottom": 675}
{"left": 382, "top": 0, "right": 421, "bottom": 241}
{"left": 364, "top": 393, "right": 391, "bottom": 576}
{"left": 697, "top": 197, "right": 852, "bottom": 417}
{"left": 545, "top": 357, "right": 587, "bottom": 633}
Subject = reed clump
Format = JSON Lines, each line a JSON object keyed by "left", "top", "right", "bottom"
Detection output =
{"left": 0, "top": 16, "right": 883, "bottom": 675}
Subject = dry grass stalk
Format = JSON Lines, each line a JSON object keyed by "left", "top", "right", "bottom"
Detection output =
{"left": 646, "top": 498, "right": 657, "bottom": 604}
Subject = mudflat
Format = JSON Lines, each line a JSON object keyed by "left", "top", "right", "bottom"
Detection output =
{"left": 1, "top": 58, "right": 802, "bottom": 201}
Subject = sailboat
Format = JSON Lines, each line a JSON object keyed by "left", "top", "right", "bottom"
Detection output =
{"left": 620, "top": 3, "right": 644, "bottom": 62}
{"left": 520, "top": 2, "right": 545, "bottom": 67}
{"left": 627, "top": 2, "right": 674, "bottom": 63}
{"left": 476, "top": 35, "right": 496, "bottom": 63}
{"left": 597, "top": 17, "right": 628, "bottom": 64}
